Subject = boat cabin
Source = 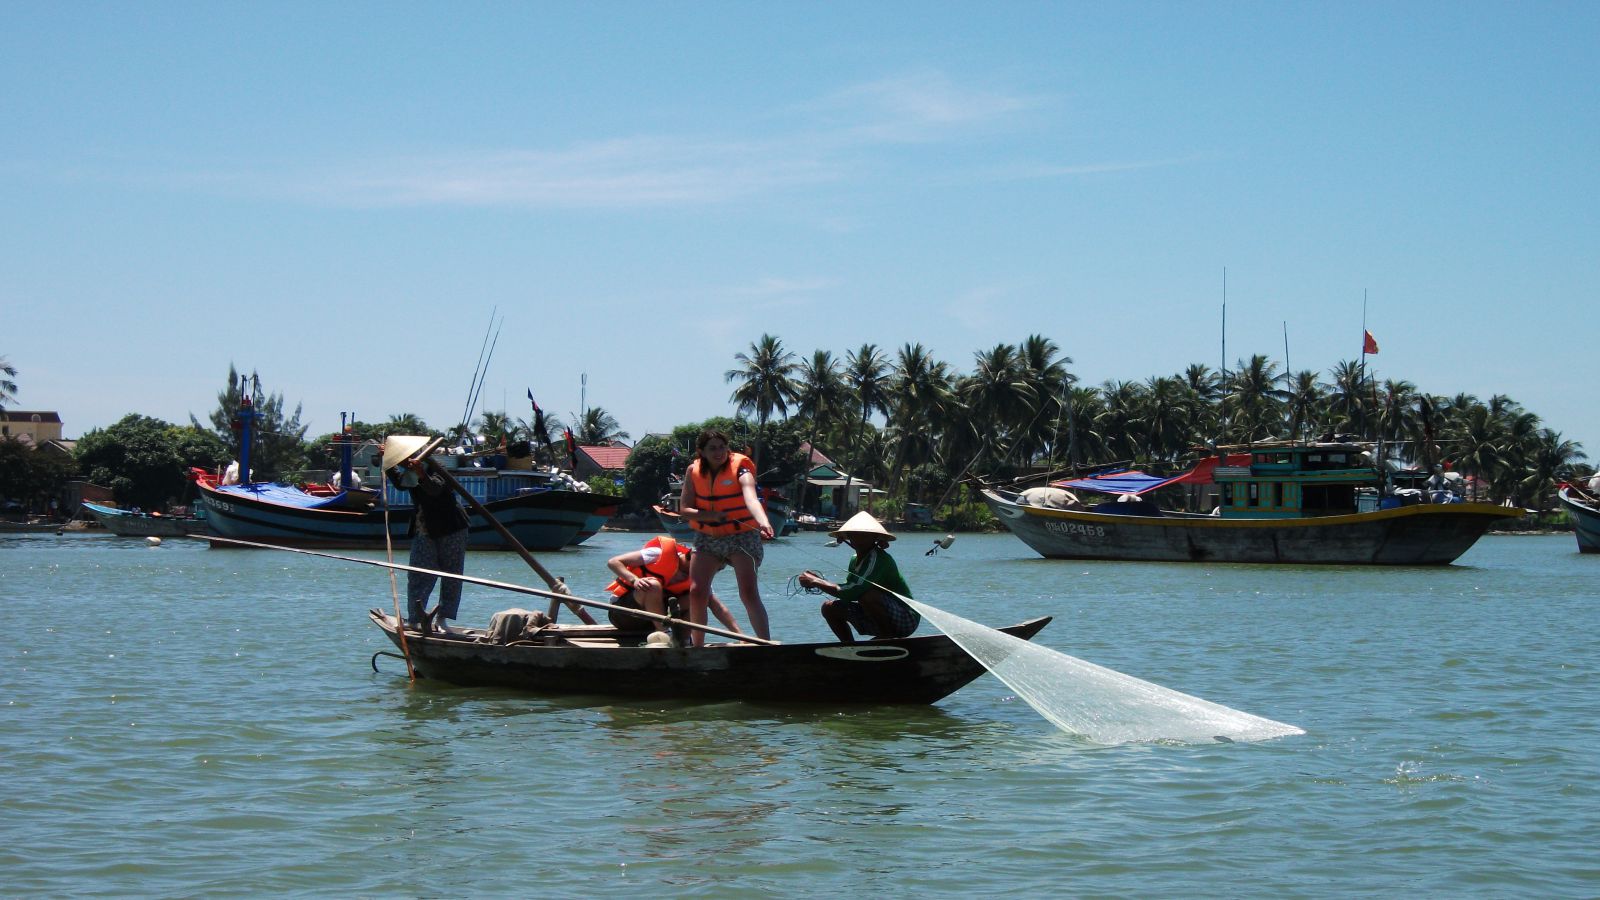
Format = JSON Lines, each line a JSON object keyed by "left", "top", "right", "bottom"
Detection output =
{"left": 1211, "top": 443, "right": 1379, "bottom": 519}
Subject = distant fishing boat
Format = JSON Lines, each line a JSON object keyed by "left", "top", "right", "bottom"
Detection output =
{"left": 983, "top": 441, "right": 1524, "bottom": 565}
{"left": 80, "top": 501, "right": 204, "bottom": 537}
{"left": 195, "top": 469, "right": 610, "bottom": 551}
{"left": 1557, "top": 484, "right": 1600, "bottom": 553}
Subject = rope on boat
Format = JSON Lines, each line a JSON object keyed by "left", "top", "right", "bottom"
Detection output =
{"left": 371, "top": 650, "right": 412, "bottom": 676}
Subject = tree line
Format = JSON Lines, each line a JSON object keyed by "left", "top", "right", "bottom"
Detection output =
{"left": 1, "top": 347, "right": 1592, "bottom": 519}
{"left": 713, "top": 334, "right": 1591, "bottom": 515}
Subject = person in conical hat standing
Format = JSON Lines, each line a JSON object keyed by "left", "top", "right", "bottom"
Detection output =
{"left": 383, "top": 436, "right": 470, "bottom": 635}
{"left": 798, "top": 512, "right": 920, "bottom": 643}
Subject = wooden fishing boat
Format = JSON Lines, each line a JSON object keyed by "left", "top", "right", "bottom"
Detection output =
{"left": 984, "top": 441, "right": 1524, "bottom": 565}
{"left": 1557, "top": 485, "right": 1600, "bottom": 553}
{"left": 80, "top": 501, "right": 204, "bottom": 537}
{"left": 196, "top": 478, "right": 601, "bottom": 551}
{"left": 370, "top": 610, "right": 1052, "bottom": 704}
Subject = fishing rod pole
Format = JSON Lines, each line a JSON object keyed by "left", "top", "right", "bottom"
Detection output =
{"left": 186, "top": 533, "right": 774, "bottom": 646}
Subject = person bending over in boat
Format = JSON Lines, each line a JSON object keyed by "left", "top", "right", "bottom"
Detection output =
{"left": 395, "top": 456, "right": 469, "bottom": 635}
{"left": 604, "top": 535, "right": 742, "bottom": 644}
{"left": 798, "top": 512, "right": 921, "bottom": 643}
{"left": 679, "top": 429, "right": 775, "bottom": 645}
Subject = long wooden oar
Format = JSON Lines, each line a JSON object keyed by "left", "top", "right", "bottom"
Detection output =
{"left": 189, "top": 533, "right": 776, "bottom": 646}
{"left": 426, "top": 459, "right": 597, "bottom": 625}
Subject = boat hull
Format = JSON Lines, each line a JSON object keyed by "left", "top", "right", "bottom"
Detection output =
{"left": 1558, "top": 487, "right": 1600, "bottom": 553}
{"left": 371, "top": 611, "right": 1052, "bottom": 704}
{"left": 198, "top": 482, "right": 588, "bottom": 551}
{"left": 80, "top": 501, "right": 201, "bottom": 537}
{"left": 983, "top": 489, "right": 1523, "bottom": 565}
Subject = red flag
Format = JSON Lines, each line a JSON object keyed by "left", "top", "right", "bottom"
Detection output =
{"left": 1363, "top": 330, "right": 1380, "bottom": 355}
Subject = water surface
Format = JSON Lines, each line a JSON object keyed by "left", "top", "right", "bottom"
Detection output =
{"left": 3, "top": 531, "right": 1595, "bottom": 896}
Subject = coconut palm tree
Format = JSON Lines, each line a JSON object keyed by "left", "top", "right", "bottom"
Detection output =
{"left": 1056, "top": 385, "right": 1108, "bottom": 468}
{"left": 1520, "top": 428, "right": 1586, "bottom": 511}
{"left": 1223, "top": 354, "right": 1285, "bottom": 444}
{"left": 725, "top": 334, "right": 799, "bottom": 472}
{"left": 1095, "top": 380, "right": 1144, "bottom": 463}
{"left": 0, "top": 356, "right": 17, "bottom": 413}
{"left": 886, "top": 343, "right": 956, "bottom": 493}
{"left": 1141, "top": 375, "right": 1194, "bottom": 464}
{"left": 475, "top": 410, "right": 515, "bottom": 447}
{"left": 1375, "top": 379, "right": 1419, "bottom": 456}
{"left": 382, "top": 413, "right": 432, "bottom": 437}
{"left": 1327, "top": 359, "right": 1374, "bottom": 436}
{"left": 840, "top": 343, "right": 893, "bottom": 513}
{"left": 575, "top": 406, "right": 629, "bottom": 446}
{"left": 791, "top": 350, "right": 849, "bottom": 505}
{"left": 1282, "top": 370, "right": 1326, "bottom": 443}
{"left": 1013, "top": 334, "right": 1074, "bottom": 469}
{"left": 957, "top": 343, "right": 1035, "bottom": 474}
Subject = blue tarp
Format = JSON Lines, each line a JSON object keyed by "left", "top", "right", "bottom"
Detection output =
{"left": 214, "top": 483, "right": 349, "bottom": 509}
{"left": 1051, "top": 469, "right": 1180, "bottom": 496}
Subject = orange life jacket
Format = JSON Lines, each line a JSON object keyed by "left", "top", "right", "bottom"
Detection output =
{"left": 686, "top": 452, "right": 757, "bottom": 536}
{"left": 606, "top": 535, "right": 693, "bottom": 597}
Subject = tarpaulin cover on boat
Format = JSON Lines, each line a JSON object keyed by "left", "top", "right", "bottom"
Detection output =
{"left": 213, "top": 483, "right": 350, "bottom": 509}
{"left": 1051, "top": 453, "right": 1251, "bottom": 496}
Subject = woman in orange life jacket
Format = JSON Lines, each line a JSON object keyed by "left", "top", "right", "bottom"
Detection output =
{"left": 678, "top": 428, "right": 775, "bottom": 645}
{"left": 604, "top": 535, "right": 743, "bottom": 640}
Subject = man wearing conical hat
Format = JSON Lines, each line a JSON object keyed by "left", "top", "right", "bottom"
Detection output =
{"left": 797, "top": 512, "right": 921, "bottom": 643}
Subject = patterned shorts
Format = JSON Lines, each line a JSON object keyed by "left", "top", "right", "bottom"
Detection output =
{"left": 844, "top": 591, "right": 921, "bottom": 638}
{"left": 694, "top": 528, "right": 765, "bottom": 567}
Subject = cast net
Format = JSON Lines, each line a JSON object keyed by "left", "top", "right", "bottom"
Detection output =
{"left": 904, "top": 597, "right": 1304, "bottom": 745}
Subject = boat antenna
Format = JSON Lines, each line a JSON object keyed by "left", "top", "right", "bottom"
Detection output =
{"left": 1220, "top": 267, "right": 1229, "bottom": 445}
{"left": 457, "top": 310, "right": 502, "bottom": 439}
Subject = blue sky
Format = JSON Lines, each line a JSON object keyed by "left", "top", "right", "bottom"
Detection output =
{"left": 4, "top": 2, "right": 1596, "bottom": 457}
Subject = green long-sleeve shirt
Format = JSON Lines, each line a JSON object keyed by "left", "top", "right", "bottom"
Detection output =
{"left": 839, "top": 549, "right": 910, "bottom": 603}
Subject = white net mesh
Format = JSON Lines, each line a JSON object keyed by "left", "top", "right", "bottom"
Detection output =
{"left": 905, "top": 597, "right": 1305, "bottom": 745}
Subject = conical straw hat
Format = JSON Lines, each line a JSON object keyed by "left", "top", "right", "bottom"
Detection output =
{"left": 829, "top": 511, "right": 894, "bottom": 541}
{"left": 380, "top": 435, "right": 433, "bottom": 472}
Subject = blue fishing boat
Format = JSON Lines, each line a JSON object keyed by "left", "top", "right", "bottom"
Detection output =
{"left": 984, "top": 441, "right": 1524, "bottom": 565}
{"left": 1557, "top": 484, "right": 1600, "bottom": 553}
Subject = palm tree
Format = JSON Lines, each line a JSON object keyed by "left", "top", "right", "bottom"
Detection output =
{"left": 1223, "top": 354, "right": 1284, "bottom": 444}
{"left": 1328, "top": 359, "right": 1374, "bottom": 436}
{"left": 1520, "top": 429, "right": 1586, "bottom": 511}
{"left": 1375, "top": 379, "right": 1419, "bottom": 455}
{"left": 1097, "top": 380, "right": 1144, "bottom": 463}
{"left": 0, "top": 356, "right": 17, "bottom": 413}
{"left": 841, "top": 343, "right": 893, "bottom": 513}
{"left": 791, "top": 350, "right": 849, "bottom": 508}
{"left": 1282, "top": 370, "right": 1326, "bottom": 443}
{"left": 1056, "top": 385, "right": 1107, "bottom": 468}
{"left": 725, "top": 334, "right": 799, "bottom": 472}
{"left": 886, "top": 343, "right": 956, "bottom": 495}
{"left": 1141, "top": 375, "right": 1193, "bottom": 464}
{"left": 958, "top": 343, "right": 1034, "bottom": 475}
{"left": 1014, "top": 334, "right": 1074, "bottom": 469}
{"left": 383, "top": 413, "right": 432, "bottom": 437}
{"left": 575, "top": 406, "right": 629, "bottom": 445}
{"left": 475, "top": 410, "right": 515, "bottom": 447}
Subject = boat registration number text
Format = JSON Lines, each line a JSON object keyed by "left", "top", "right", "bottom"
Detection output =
{"left": 1044, "top": 521, "right": 1106, "bottom": 538}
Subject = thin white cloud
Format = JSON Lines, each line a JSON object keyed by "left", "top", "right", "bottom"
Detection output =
{"left": 729, "top": 276, "right": 839, "bottom": 298}
{"left": 300, "top": 136, "right": 837, "bottom": 209}
{"left": 986, "top": 157, "right": 1199, "bottom": 180}
{"left": 53, "top": 71, "right": 1124, "bottom": 210}
{"left": 802, "top": 70, "right": 1035, "bottom": 143}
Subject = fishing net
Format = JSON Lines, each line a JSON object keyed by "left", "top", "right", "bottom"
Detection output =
{"left": 903, "top": 597, "right": 1305, "bottom": 745}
